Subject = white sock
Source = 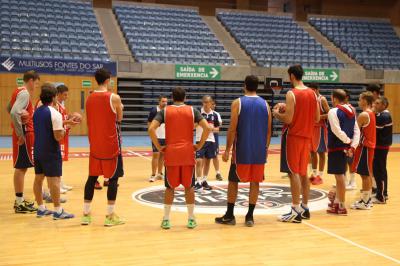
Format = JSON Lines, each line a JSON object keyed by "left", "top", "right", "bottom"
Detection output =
{"left": 83, "top": 203, "right": 91, "bottom": 215}
{"left": 334, "top": 197, "right": 339, "bottom": 204}
{"left": 164, "top": 204, "right": 171, "bottom": 220}
{"left": 16, "top": 196, "right": 24, "bottom": 204}
{"left": 292, "top": 204, "right": 302, "bottom": 213}
{"left": 362, "top": 191, "right": 371, "bottom": 202}
{"left": 187, "top": 204, "right": 195, "bottom": 219}
{"left": 202, "top": 176, "right": 207, "bottom": 183}
{"left": 318, "top": 171, "right": 324, "bottom": 178}
{"left": 55, "top": 206, "right": 62, "bottom": 214}
{"left": 107, "top": 204, "right": 115, "bottom": 215}
{"left": 312, "top": 169, "right": 318, "bottom": 176}
{"left": 216, "top": 171, "right": 220, "bottom": 175}
{"left": 301, "top": 203, "right": 308, "bottom": 209}
{"left": 38, "top": 204, "right": 46, "bottom": 211}
{"left": 196, "top": 177, "right": 202, "bottom": 183}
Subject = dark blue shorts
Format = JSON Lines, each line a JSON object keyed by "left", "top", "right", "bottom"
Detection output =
{"left": 328, "top": 150, "right": 347, "bottom": 175}
{"left": 152, "top": 139, "right": 166, "bottom": 152}
{"left": 34, "top": 156, "right": 62, "bottom": 177}
{"left": 196, "top": 141, "right": 217, "bottom": 159}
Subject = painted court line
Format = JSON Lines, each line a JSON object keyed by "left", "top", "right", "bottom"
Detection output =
{"left": 303, "top": 221, "right": 400, "bottom": 264}
{"left": 132, "top": 149, "right": 400, "bottom": 264}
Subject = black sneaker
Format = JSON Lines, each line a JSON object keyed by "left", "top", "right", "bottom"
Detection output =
{"left": 245, "top": 216, "right": 254, "bottom": 227}
{"left": 202, "top": 181, "right": 212, "bottom": 190}
{"left": 194, "top": 182, "right": 202, "bottom": 192}
{"left": 216, "top": 173, "right": 223, "bottom": 181}
{"left": 300, "top": 204, "right": 310, "bottom": 220}
{"left": 215, "top": 215, "right": 236, "bottom": 225}
{"left": 94, "top": 181, "right": 102, "bottom": 190}
{"left": 14, "top": 201, "right": 37, "bottom": 213}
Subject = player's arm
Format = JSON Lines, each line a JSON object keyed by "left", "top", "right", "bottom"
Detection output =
{"left": 320, "top": 96, "right": 330, "bottom": 120}
{"left": 213, "top": 113, "right": 220, "bottom": 133}
{"left": 147, "top": 107, "right": 156, "bottom": 129}
{"left": 223, "top": 99, "right": 239, "bottom": 162}
{"left": 357, "top": 111, "right": 369, "bottom": 128}
{"left": 314, "top": 99, "right": 321, "bottom": 123}
{"left": 10, "top": 90, "right": 29, "bottom": 144}
{"left": 351, "top": 120, "right": 360, "bottom": 150}
{"left": 267, "top": 103, "right": 272, "bottom": 148}
{"left": 148, "top": 110, "right": 163, "bottom": 151}
{"left": 328, "top": 109, "right": 351, "bottom": 144}
{"left": 273, "top": 91, "right": 295, "bottom": 124}
{"left": 195, "top": 118, "right": 211, "bottom": 151}
{"left": 52, "top": 109, "right": 65, "bottom": 142}
{"left": 112, "top": 93, "right": 123, "bottom": 122}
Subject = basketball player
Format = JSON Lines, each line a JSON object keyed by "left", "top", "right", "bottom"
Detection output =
{"left": 373, "top": 96, "right": 392, "bottom": 203}
{"left": 326, "top": 89, "right": 359, "bottom": 215}
{"left": 210, "top": 99, "right": 223, "bottom": 181}
{"left": 366, "top": 84, "right": 381, "bottom": 100}
{"left": 273, "top": 65, "right": 319, "bottom": 223}
{"left": 351, "top": 91, "right": 376, "bottom": 210}
{"left": 343, "top": 89, "right": 357, "bottom": 190}
{"left": 81, "top": 68, "right": 125, "bottom": 226}
{"left": 148, "top": 87, "right": 210, "bottom": 229}
{"left": 215, "top": 75, "right": 271, "bottom": 227}
{"left": 194, "top": 95, "right": 220, "bottom": 191}
{"left": 33, "top": 83, "right": 74, "bottom": 219}
{"left": 147, "top": 95, "right": 167, "bottom": 182}
{"left": 308, "top": 83, "right": 330, "bottom": 185}
{"left": 8, "top": 70, "right": 40, "bottom": 213}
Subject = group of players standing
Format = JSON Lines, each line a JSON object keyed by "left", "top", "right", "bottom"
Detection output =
{"left": 8, "top": 64, "right": 392, "bottom": 228}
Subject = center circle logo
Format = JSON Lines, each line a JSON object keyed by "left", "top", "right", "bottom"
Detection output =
{"left": 132, "top": 182, "right": 329, "bottom": 215}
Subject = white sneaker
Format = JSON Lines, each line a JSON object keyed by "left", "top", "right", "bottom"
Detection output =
{"left": 62, "top": 184, "right": 73, "bottom": 191}
{"left": 60, "top": 187, "right": 68, "bottom": 194}
{"left": 156, "top": 173, "right": 164, "bottom": 180}
{"left": 350, "top": 199, "right": 371, "bottom": 210}
{"left": 149, "top": 175, "right": 156, "bottom": 182}
{"left": 346, "top": 180, "right": 357, "bottom": 190}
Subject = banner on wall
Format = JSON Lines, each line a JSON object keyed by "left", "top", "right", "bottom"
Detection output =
{"left": 0, "top": 56, "right": 117, "bottom": 76}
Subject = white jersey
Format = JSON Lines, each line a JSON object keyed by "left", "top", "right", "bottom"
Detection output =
{"left": 195, "top": 107, "right": 219, "bottom": 142}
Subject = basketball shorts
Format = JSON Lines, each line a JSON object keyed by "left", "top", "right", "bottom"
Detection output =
{"left": 152, "top": 139, "right": 166, "bottom": 152}
{"left": 60, "top": 134, "right": 69, "bottom": 161}
{"left": 196, "top": 141, "right": 217, "bottom": 159}
{"left": 89, "top": 154, "right": 124, "bottom": 179}
{"left": 327, "top": 150, "right": 348, "bottom": 175}
{"left": 228, "top": 163, "right": 265, "bottom": 183}
{"left": 280, "top": 130, "right": 311, "bottom": 176}
{"left": 164, "top": 165, "right": 195, "bottom": 189}
{"left": 352, "top": 146, "right": 374, "bottom": 176}
{"left": 12, "top": 131, "right": 34, "bottom": 169}
{"left": 34, "top": 155, "right": 62, "bottom": 177}
{"left": 311, "top": 126, "right": 327, "bottom": 153}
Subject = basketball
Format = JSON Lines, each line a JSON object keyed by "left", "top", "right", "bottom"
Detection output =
{"left": 19, "top": 110, "right": 30, "bottom": 124}
{"left": 70, "top": 112, "right": 82, "bottom": 123}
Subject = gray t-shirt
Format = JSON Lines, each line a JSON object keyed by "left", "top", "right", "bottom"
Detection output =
{"left": 154, "top": 104, "right": 204, "bottom": 124}
{"left": 10, "top": 89, "right": 30, "bottom": 137}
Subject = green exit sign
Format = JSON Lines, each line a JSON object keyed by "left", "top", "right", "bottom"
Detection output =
{"left": 175, "top": 65, "right": 221, "bottom": 80}
{"left": 82, "top": 80, "right": 92, "bottom": 87}
{"left": 303, "top": 69, "right": 339, "bottom": 83}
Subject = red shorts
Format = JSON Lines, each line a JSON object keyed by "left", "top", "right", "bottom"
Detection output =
{"left": 12, "top": 131, "right": 34, "bottom": 169}
{"left": 281, "top": 132, "right": 311, "bottom": 176}
{"left": 311, "top": 126, "right": 327, "bottom": 153}
{"left": 351, "top": 145, "right": 374, "bottom": 176}
{"left": 165, "top": 165, "right": 195, "bottom": 189}
{"left": 228, "top": 164, "right": 264, "bottom": 182}
{"left": 60, "top": 134, "right": 69, "bottom": 161}
{"left": 89, "top": 154, "right": 124, "bottom": 179}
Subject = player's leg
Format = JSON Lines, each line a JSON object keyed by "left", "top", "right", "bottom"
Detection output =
{"left": 351, "top": 147, "right": 373, "bottom": 210}
{"left": 215, "top": 164, "right": 239, "bottom": 225}
{"left": 161, "top": 166, "right": 180, "bottom": 229}
{"left": 327, "top": 174, "right": 347, "bottom": 215}
{"left": 373, "top": 149, "right": 384, "bottom": 203}
{"left": 150, "top": 151, "right": 159, "bottom": 182}
{"left": 33, "top": 174, "right": 52, "bottom": 217}
{"left": 310, "top": 151, "right": 318, "bottom": 178}
{"left": 104, "top": 177, "right": 124, "bottom": 226}
{"left": 318, "top": 152, "right": 326, "bottom": 178}
{"left": 82, "top": 175, "right": 98, "bottom": 225}
{"left": 195, "top": 148, "right": 204, "bottom": 191}
{"left": 246, "top": 182, "right": 259, "bottom": 227}
{"left": 182, "top": 166, "right": 196, "bottom": 228}
{"left": 327, "top": 151, "right": 347, "bottom": 215}
{"left": 201, "top": 157, "right": 212, "bottom": 190}
{"left": 346, "top": 159, "right": 357, "bottom": 190}
{"left": 213, "top": 157, "right": 223, "bottom": 180}
{"left": 48, "top": 176, "right": 74, "bottom": 220}
{"left": 157, "top": 152, "right": 165, "bottom": 180}
{"left": 382, "top": 149, "right": 389, "bottom": 200}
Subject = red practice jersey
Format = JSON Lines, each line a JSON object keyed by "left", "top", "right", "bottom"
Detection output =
{"left": 287, "top": 87, "right": 318, "bottom": 139}
{"left": 360, "top": 110, "right": 376, "bottom": 149}
{"left": 10, "top": 87, "right": 33, "bottom": 132}
{"left": 86, "top": 91, "right": 120, "bottom": 160}
{"left": 164, "top": 105, "right": 195, "bottom": 166}
{"left": 316, "top": 95, "right": 327, "bottom": 127}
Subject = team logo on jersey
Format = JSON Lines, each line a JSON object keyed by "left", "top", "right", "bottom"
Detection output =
{"left": 132, "top": 182, "right": 329, "bottom": 215}
{"left": 1, "top": 57, "right": 15, "bottom": 71}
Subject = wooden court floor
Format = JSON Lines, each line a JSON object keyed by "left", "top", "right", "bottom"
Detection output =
{"left": 0, "top": 144, "right": 399, "bottom": 266}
